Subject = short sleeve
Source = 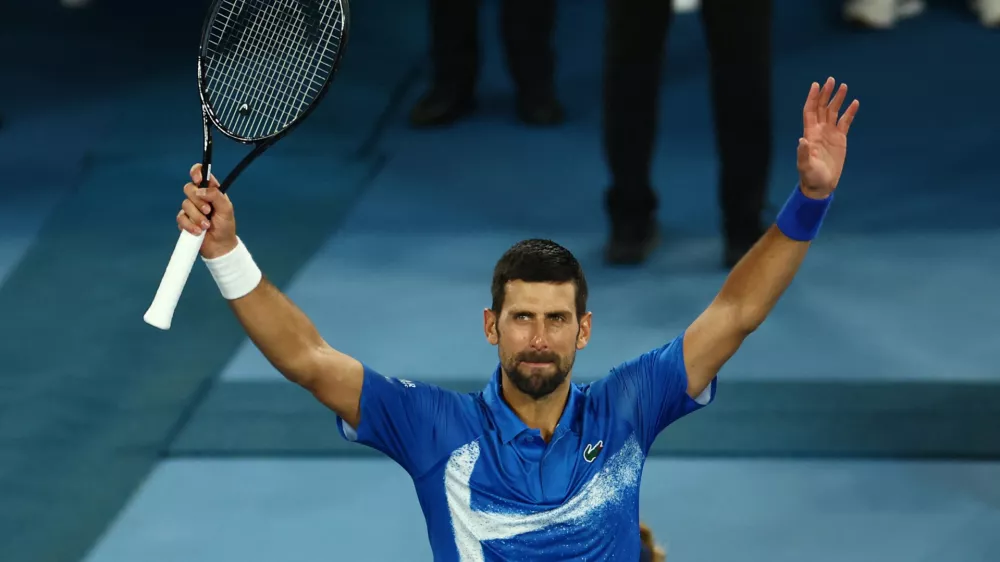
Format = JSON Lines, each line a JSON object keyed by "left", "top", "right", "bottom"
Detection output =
{"left": 599, "top": 332, "right": 716, "bottom": 451}
{"left": 337, "top": 364, "right": 474, "bottom": 477}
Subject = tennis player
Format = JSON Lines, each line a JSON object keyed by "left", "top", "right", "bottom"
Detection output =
{"left": 175, "top": 77, "right": 857, "bottom": 560}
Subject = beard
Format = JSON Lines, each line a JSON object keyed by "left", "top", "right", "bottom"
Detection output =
{"left": 500, "top": 347, "right": 576, "bottom": 400}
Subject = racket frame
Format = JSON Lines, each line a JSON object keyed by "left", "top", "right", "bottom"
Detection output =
{"left": 196, "top": 0, "right": 351, "bottom": 191}
{"left": 143, "top": 0, "right": 350, "bottom": 330}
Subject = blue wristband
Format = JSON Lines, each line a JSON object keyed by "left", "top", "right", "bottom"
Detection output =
{"left": 775, "top": 184, "right": 833, "bottom": 241}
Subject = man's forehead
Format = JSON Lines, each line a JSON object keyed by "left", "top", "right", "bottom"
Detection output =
{"left": 504, "top": 280, "right": 575, "bottom": 308}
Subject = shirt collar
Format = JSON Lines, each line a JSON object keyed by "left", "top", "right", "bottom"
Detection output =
{"left": 483, "top": 364, "right": 583, "bottom": 444}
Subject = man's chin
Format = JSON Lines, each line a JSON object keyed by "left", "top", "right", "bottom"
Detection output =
{"left": 518, "top": 383, "right": 557, "bottom": 399}
{"left": 510, "top": 368, "right": 567, "bottom": 399}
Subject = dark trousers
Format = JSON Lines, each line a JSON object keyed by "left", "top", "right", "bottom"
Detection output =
{"left": 427, "top": 0, "right": 558, "bottom": 99}
{"left": 602, "top": 0, "right": 773, "bottom": 239}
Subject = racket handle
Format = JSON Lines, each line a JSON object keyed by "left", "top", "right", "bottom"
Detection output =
{"left": 143, "top": 229, "right": 206, "bottom": 330}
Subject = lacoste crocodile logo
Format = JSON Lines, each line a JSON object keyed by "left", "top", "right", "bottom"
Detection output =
{"left": 583, "top": 440, "right": 604, "bottom": 463}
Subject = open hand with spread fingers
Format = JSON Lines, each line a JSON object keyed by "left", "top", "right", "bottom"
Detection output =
{"left": 797, "top": 77, "right": 859, "bottom": 199}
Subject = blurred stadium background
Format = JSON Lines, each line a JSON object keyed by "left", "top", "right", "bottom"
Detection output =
{"left": 1, "top": 0, "right": 998, "bottom": 560}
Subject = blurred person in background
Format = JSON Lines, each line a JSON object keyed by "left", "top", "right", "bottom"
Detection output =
{"left": 844, "top": 0, "right": 1000, "bottom": 28}
{"left": 600, "top": 0, "right": 773, "bottom": 268}
{"left": 409, "top": 0, "right": 564, "bottom": 127}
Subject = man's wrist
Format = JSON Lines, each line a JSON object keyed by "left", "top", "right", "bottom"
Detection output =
{"left": 201, "top": 238, "right": 239, "bottom": 260}
{"left": 798, "top": 181, "right": 833, "bottom": 200}
{"left": 202, "top": 237, "right": 262, "bottom": 300}
{"left": 775, "top": 184, "right": 833, "bottom": 242}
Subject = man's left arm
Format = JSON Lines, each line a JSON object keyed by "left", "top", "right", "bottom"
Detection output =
{"left": 684, "top": 77, "right": 860, "bottom": 397}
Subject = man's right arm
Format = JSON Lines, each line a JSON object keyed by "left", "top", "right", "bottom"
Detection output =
{"left": 179, "top": 167, "right": 474, "bottom": 477}
{"left": 177, "top": 166, "right": 362, "bottom": 428}
{"left": 200, "top": 238, "right": 470, "bottom": 477}
{"left": 227, "top": 276, "right": 363, "bottom": 428}
{"left": 210, "top": 248, "right": 472, "bottom": 477}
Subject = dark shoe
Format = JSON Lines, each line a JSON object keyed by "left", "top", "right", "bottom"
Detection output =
{"left": 515, "top": 95, "right": 564, "bottom": 126}
{"left": 603, "top": 185, "right": 659, "bottom": 265}
{"left": 605, "top": 217, "right": 660, "bottom": 266}
{"left": 409, "top": 86, "right": 475, "bottom": 128}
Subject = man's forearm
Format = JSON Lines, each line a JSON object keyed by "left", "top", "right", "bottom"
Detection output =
{"left": 228, "top": 277, "right": 327, "bottom": 384}
{"left": 716, "top": 185, "right": 833, "bottom": 332}
{"left": 717, "top": 225, "right": 809, "bottom": 332}
{"left": 202, "top": 239, "right": 325, "bottom": 385}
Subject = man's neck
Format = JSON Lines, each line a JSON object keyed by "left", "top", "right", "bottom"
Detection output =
{"left": 500, "top": 374, "right": 571, "bottom": 441}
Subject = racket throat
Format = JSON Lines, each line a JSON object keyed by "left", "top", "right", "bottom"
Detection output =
{"left": 219, "top": 140, "right": 275, "bottom": 194}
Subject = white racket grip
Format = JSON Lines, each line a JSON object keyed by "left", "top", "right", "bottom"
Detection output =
{"left": 143, "top": 229, "right": 206, "bottom": 330}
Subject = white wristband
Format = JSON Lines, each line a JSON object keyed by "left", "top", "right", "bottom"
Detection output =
{"left": 202, "top": 237, "right": 263, "bottom": 300}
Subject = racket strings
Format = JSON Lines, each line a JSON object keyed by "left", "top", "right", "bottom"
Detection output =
{"left": 210, "top": 0, "right": 333, "bottom": 132}
{"left": 203, "top": 0, "right": 344, "bottom": 140}
{"left": 209, "top": 0, "right": 339, "bottom": 135}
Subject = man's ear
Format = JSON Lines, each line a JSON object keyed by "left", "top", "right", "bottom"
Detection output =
{"left": 576, "top": 311, "right": 592, "bottom": 350}
{"left": 484, "top": 308, "right": 499, "bottom": 345}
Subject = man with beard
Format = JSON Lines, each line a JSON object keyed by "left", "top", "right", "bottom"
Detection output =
{"left": 173, "top": 77, "right": 858, "bottom": 560}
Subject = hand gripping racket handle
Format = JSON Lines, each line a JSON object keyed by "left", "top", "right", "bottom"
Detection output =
{"left": 143, "top": 229, "right": 207, "bottom": 330}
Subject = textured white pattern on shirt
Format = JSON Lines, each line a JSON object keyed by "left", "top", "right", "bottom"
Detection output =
{"left": 444, "top": 434, "right": 644, "bottom": 561}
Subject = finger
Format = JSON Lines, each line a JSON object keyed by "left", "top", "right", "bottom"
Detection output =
{"left": 796, "top": 138, "right": 810, "bottom": 169}
{"left": 183, "top": 182, "right": 214, "bottom": 216}
{"left": 838, "top": 99, "right": 860, "bottom": 135}
{"left": 816, "top": 77, "right": 835, "bottom": 124}
{"left": 181, "top": 199, "right": 212, "bottom": 231}
{"left": 827, "top": 83, "right": 848, "bottom": 123}
{"left": 189, "top": 163, "right": 222, "bottom": 188}
{"left": 196, "top": 186, "right": 234, "bottom": 217}
{"left": 177, "top": 208, "right": 204, "bottom": 236}
{"left": 803, "top": 82, "right": 819, "bottom": 129}
{"left": 189, "top": 163, "right": 220, "bottom": 187}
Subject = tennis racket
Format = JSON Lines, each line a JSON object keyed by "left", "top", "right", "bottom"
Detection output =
{"left": 143, "top": 0, "right": 349, "bottom": 330}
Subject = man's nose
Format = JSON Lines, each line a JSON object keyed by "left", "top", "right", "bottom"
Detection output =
{"left": 529, "top": 331, "right": 549, "bottom": 350}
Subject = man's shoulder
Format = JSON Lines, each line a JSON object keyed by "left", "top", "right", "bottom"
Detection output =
{"left": 574, "top": 335, "right": 688, "bottom": 392}
{"left": 367, "top": 369, "right": 482, "bottom": 399}
{"left": 570, "top": 372, "right": 616, "bottom": 401}
{"left": 410, "top": 377, "right": 488, "bottom": 413}
{"left": 357, "top": 367, "right": 489, "bottom": 425}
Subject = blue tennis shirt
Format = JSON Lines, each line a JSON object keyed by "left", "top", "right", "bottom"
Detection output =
{"left": 337, "top": 333, "right": 715, "bottom": 561}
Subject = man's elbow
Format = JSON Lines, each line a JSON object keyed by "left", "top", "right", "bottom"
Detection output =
{"left": 711, "top": 298, "right": 761, "bottom": 336}
{"left": 737, "top": 305, "right": 768, "bottom": 335}
{"left": 271, "top": 344, "right": 327, "bottom": 389}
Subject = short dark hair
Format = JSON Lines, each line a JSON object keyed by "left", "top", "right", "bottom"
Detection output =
{"left": 491, "top": 239, "right": 588, "bottom": 317}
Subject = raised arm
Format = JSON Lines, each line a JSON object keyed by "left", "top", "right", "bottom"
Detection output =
{"left": 176, "top": 164, "right": 363, "bottom": 427}
{"left": 683, "top": 77, "right": 859, "bottom": 397}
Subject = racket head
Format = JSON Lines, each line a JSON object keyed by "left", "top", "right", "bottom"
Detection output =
{"left": 196, "top": 0, "right": 349, "bottom": 144}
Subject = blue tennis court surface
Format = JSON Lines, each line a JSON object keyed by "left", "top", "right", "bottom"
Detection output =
{"left": 84, "top": 458, "right": 1000, "bottom": 562}
{"left": 1, "top": 0, "right": 998, "bottom": 561}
